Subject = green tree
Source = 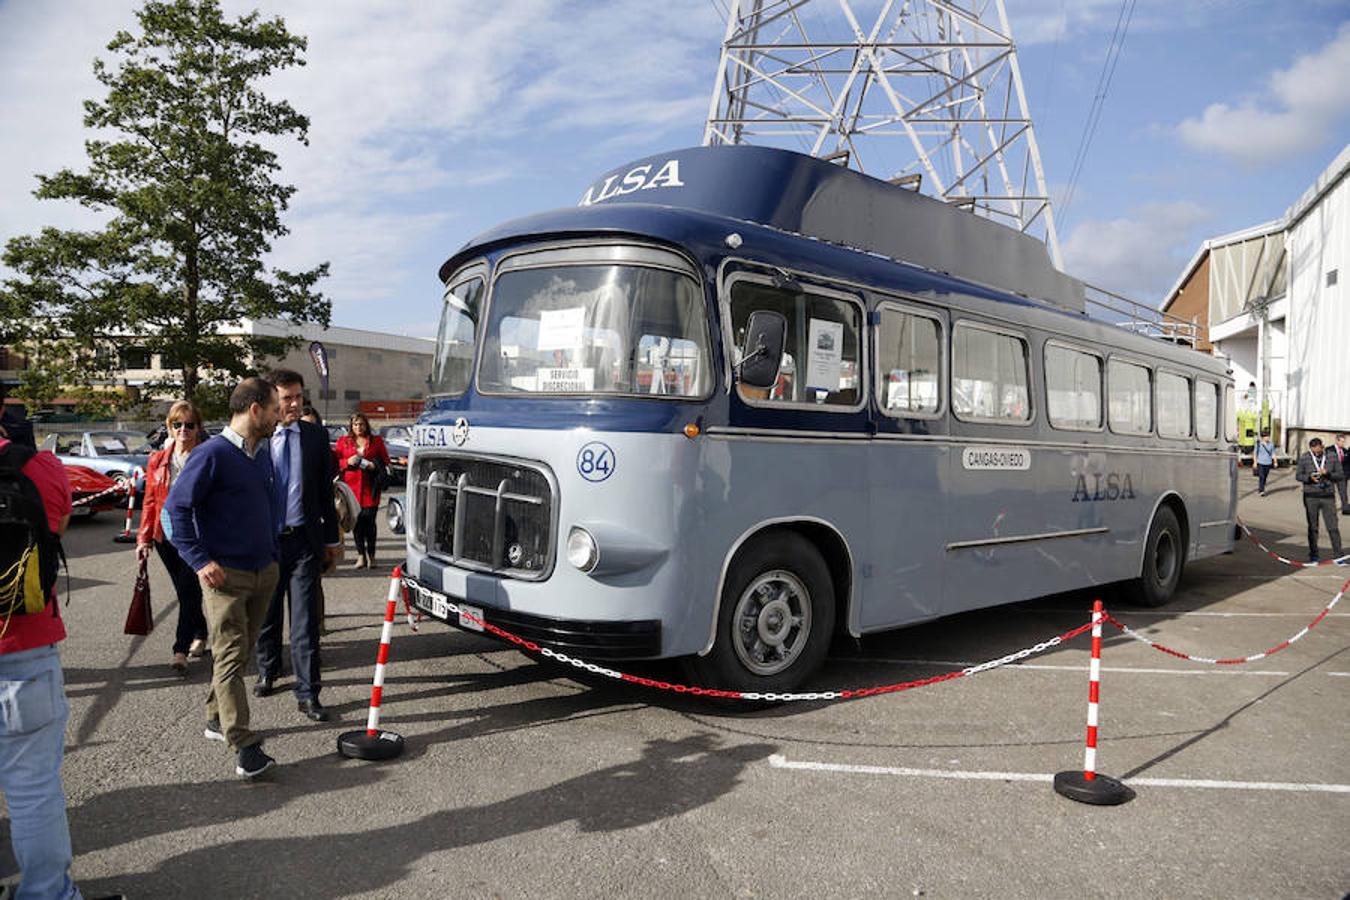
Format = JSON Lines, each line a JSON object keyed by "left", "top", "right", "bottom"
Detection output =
{"left": 0, "top": 0, "right": 329, "bottom": 403}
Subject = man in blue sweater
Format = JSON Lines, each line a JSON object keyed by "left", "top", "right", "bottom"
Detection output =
{"left": 167, "top": 378, "right": 282, "bottom": 779}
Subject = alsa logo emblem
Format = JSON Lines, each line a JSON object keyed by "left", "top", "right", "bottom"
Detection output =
{"left": 578, "top": 160, "right": 685, "bottom": 206}
{"left": 1072, "top": 472, "right": 1136, "bottom": 502}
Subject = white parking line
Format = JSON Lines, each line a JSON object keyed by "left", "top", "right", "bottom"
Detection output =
{"left": 1022, "top": 608, "right": 1350, "bottom": 617}
{"left": 768, "top": 754, "right": 1350, "bottom": 794}
{"left": 847, "top": 658, "right": 1292, "bottom": 676}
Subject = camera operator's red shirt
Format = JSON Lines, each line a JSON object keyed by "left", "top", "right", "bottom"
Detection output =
{"left": 0, "top": 438, "right": 69, "bottom": 654}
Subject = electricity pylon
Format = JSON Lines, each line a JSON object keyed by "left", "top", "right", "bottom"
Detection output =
{"left": 703, "top": 0, "right": 1062, "bottom": 268}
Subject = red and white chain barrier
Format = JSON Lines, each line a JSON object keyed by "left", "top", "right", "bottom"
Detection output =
{"left": 112, "top": 467, "right": 143, "bottom": 543}
{"left": 70, "top": 480, "right": 130, "bottom": 508}
{"left": 1053, "top": 599, "right": 1132, "bottom": 804}
{"left": 366, "top": 570, "right": 402, "bottom": 734}
{"left": 337, "top": 568, "right": 407, "bottom": 761}
{"left": 1103, "top": 572, "right": 1348, "bottom": 665}
{"left": 427, "top": 584, "right": 1095, "bottom": 703}
{"left": 1236, "top": 518, "right": 1349, "bottom": 567}
{"left": 1082, "top": 600, "right": 1105, "bottom": 779}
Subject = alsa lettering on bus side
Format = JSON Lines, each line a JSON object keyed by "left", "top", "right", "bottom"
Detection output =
{"left": 1071, "top": 472, "right": 1137, "bottom": 502}
{"left": 578, "top": 160, "right": 685, "bottom": 206}
{"left": 961, "top": 446, "right": 1031, "bottom": 470}
{"left": 413, "top": 425, "right": 449, "bottom": 448}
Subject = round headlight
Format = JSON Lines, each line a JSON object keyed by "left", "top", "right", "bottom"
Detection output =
{"left": 566, "top": 527, "right": 598, "bottom": 572}
{"left": 386, "top": 498, "right": 405, "bottom": 535}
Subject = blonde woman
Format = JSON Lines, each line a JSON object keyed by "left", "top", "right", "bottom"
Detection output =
{"left": 136, "top": 400, "right": 208, "bottom": 673}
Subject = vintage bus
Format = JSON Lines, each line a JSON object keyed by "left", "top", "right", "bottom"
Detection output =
{"left": 402, "top": 146, "right": 1237, "bottom": 693}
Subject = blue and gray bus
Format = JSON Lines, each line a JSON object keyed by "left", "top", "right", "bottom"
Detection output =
{"left": 402, "top": 146, "right": 1237, "bottom": 693}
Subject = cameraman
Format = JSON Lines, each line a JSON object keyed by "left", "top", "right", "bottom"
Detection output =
{"left": 1294, "top": 437, "right": 1344, "bottom": 563}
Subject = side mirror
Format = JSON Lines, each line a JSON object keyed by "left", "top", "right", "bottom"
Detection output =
{"left": 738, "top": 310, "right": 787, "bottom": 389}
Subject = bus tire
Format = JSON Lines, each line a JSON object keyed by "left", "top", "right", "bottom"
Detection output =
{"left": 684, "top": 532, "right": 835, "bottom": 696}
{"left": 1127, "top": 506, "right": 1185, "bottom": 608}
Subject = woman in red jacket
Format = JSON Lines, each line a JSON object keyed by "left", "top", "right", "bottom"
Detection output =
{"left": 136, "top": 400, "right": 208, "bottom": 672}
{"left": 335, "top": 413, "right": 390, "bottom": 569}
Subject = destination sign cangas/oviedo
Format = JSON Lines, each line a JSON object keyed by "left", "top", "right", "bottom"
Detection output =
{"left": 579, "top": 159, "right": 685, "bottom": 206}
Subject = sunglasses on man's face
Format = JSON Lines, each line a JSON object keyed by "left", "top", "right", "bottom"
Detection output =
{"left": 171, "top": 421, "right": 197, "bottom": 431}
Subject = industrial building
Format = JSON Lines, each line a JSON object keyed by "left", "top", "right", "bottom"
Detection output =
{"left": 1, "top": 317, "right": 434, "bottom": 422}
{"left": 1162, "top": 143, "right": 1348, "bottom": 452}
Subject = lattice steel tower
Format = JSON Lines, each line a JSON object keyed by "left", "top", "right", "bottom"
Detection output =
{"left": 703, "top": 0, "right": 1062, "bottom": 268}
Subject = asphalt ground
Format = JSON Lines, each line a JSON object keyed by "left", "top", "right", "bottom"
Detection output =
{"left": 2, "top": 466, "right": 1347, "bottom": 898}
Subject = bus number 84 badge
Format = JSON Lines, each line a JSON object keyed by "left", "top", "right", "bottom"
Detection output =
{"left": 577, "top": 442, "right": 616, "bottom": 483}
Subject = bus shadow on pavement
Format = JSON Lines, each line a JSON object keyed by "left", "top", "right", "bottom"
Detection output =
{"left": 67, "top": 733, "right": 773, "bottom": 899}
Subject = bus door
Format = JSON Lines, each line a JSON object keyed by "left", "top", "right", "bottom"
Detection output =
{"left": 720, "top": 272, "right": 872, "bottom": 606}
{"left": 941, "top": 318, "right": 1044, "bottom": 614}
{"left": 863, "top": 299, "right": 950, "bottom": 631}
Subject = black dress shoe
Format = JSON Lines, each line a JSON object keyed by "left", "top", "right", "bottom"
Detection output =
{"left": 252, "top": 676, "right": 275, "bottom": 698}
{"left": 298, "top": 698, "right": 330, "bottom": 722}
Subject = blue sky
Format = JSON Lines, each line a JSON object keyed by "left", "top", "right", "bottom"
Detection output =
{"left": 2, "top": 0, "right": 1348, "bottom": 337}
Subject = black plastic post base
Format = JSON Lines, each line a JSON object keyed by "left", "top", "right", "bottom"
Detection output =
{"left": 112, "top": 533, "right": 137, "bottom": 544}
{"left": 337, "top": 729, "right": 405, "bottom": 761}
{"left": 1053, "top": 770, "right": 1135, "bottom": 805}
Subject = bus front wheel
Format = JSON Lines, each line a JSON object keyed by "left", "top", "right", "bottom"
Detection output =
{"left": 685, "top": 533, "right": 835, "bottom": 695}
{"left": 1127, "top": 506, "right": 1185, "bottom": 608}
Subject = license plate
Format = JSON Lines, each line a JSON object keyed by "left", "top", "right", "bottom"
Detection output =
{"left": 416, "top": 586, "right": 449, "bottom": 620}
{"left": 458, "top": 603, "right": 484, "bottom": 633}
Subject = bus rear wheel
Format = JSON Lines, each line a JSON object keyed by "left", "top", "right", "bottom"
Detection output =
{"left": 684, "top": 532, "right": 835, "bottom": 696}
{"left": 1127, "top": 506, "right": 1185, "bottom": 608}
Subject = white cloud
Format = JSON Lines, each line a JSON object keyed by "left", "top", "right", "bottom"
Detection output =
{"left": 1176, "top": 22, "right": 1350, "bottom": 164}
{"left": 1061, "top": 201, "right": 1211, "bottom": 299}
{"left": 0, "top": 1, "right": 723, "bottom": 330}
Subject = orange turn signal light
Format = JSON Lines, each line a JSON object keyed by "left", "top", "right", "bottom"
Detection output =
{"left": 683, "top": 423, "right": 700, "bottom": 439}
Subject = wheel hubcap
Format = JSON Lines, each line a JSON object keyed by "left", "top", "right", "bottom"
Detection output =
{"left": 732, "top": 570, "right": 811, "bottom": 676}
{"left": 1154, "top": 531, "right": 1177, "bottom": 584}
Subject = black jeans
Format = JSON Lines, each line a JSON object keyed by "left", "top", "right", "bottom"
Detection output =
{"left": 155, "top": 539, "right": 207, "bottom": 655}
{"left": 1303, "top": 494, "right": 1343, "bottom": 559}
{"left": 353, "top": 506, "right": 379, "bottom": 558}
{"left": 255, "top": 530, "right": 323, "bottom": 700}
{"left": 1256, "top": 463, "right": 1272, "bottom": 493}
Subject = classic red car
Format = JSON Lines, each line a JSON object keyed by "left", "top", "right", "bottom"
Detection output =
{"left": 66, "top": 463, "right": 125, "bottom": 517}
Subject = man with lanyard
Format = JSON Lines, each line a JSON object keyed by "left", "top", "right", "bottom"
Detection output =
{"left": 1294, "top": 437, "right": 1344, "bottom": 564}
{"left": 253, "top": 370, "right": 341, "bottom": 721}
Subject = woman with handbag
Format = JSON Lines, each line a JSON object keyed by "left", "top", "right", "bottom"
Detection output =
{"left": 136, "top": 400, "right": 209, "bottom": 673}
{"left": 335, "top": 413, "right": 390, "bottom": 569}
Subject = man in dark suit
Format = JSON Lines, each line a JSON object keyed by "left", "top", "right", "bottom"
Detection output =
{"left": 254, "top": 369, "right": 342, "bottom": 721}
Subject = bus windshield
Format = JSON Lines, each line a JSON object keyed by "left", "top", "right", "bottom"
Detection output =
{"left": 477, "top": 263, "right": 711, "bottom": 398}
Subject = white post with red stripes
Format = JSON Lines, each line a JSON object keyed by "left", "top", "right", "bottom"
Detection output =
{"left": 112, "top": 467, "right": 142, "bottom": 543}
{"left": 1054, "top": 599, "right": 1132, "bottom": 805}
{"left": 338, "top": 567, "right": 406, "bottom": 760}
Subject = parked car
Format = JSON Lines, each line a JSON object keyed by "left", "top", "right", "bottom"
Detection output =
{"left": 41, "top": 430, "right": 151, "bottom": 503}
{"left": 65, "top": 463, "right": 124, "bottom": 518}
{"left": 324, "top": 424, "right": 346, "bottom": 447}
{"left": 378, "top": 425, "right": 411, "bottom": 486}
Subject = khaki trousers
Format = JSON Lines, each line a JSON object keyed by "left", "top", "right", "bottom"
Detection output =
{"left": 203, "top": 563, "right": 280, "bottom": 751}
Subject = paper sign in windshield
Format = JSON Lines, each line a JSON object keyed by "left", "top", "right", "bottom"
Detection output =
{"left": 537, "top": 367, "right": 595, "bottom": 392}
{"left": 536, "top": 307, "right": 586, "bottom": 351}
{"left": 805, "top": 318, "right": 844, "bottom": 391}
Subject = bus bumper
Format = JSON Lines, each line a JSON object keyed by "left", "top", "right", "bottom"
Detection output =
{"left": 403, "top": 569, "right": 662, "bottom": 660}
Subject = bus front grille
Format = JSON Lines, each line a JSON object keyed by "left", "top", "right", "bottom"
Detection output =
{"left": 414, "top": 454, "right": 555, "bottom": 580}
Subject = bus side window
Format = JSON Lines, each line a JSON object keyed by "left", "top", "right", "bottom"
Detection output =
{"left": 876, "top": 306, "right": 942, "bottom": 416}
{"left": 729, "top": 279, "right": 861, "bottom": 409}
{"left": 951, "top": 322, "right": 1030, "bottom": 422}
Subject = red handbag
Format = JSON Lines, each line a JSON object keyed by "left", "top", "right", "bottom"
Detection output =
{"left": 124, "top": 554, "right": 153, "bottom": 636}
